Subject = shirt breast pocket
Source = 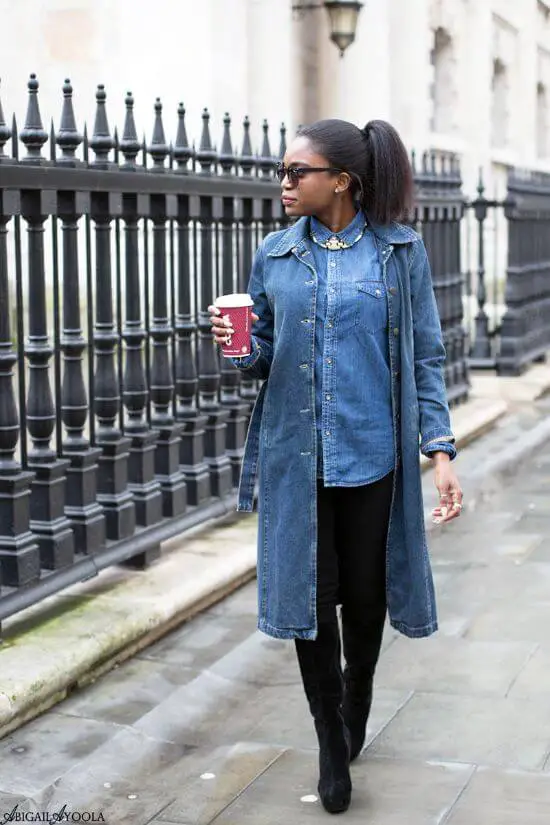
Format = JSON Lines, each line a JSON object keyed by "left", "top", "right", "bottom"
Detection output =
{"left": 354, "top": 280, "right": 388, "bottom": 334}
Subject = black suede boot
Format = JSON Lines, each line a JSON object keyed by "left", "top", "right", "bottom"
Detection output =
{"left": 341, "top": 608, "right": 386, "bottom": 762}
{"left": 295, "top": 619, "right": 352, "bottom": 814}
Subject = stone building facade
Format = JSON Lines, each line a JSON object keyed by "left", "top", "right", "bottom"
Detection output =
{"left": 1, "top": 0, "right": 549, "bottom": 196}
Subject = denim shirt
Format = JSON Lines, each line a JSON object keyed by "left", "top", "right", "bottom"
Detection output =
{"left": 309, "top": 211, "right": 394, "bottom": 484}
{"left": 232, "top": 213, "right": 455, "bottom": 483}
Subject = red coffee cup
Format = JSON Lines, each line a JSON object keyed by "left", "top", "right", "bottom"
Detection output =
{"left": 214, "top": 293, "right": 255, "bottom": 358}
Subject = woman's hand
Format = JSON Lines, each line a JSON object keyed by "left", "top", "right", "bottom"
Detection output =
{"left": 208, "top": 305, "right": 259, "bottom": 347}
{"left": 431, "top": 452, "right": 463, "bottom": 525}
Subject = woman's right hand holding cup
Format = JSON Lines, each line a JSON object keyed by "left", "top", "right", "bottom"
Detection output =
{"left": 208, "top": 305, "right": 259, "bottom": 347}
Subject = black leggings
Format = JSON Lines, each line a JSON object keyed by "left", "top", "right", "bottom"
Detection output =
{"left": 316, "top": 472, "right": 394, "bottom": 625}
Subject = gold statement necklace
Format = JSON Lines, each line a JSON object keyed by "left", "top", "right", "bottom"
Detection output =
{"left": 309, "top": 224, "right": 366, "bottom": 251}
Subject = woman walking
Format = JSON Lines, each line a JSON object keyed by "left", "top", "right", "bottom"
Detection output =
{"left": 209, "top": 118, "right": 462, "bottom": 815}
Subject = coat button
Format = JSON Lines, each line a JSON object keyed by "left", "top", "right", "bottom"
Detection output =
{"left": 393, "top": 327, "right": 399, "bottom": 337}
{"left": 389, "top": 287, "right": 397, "bottom": 296}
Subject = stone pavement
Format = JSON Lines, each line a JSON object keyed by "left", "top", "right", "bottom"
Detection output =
{"left": 1, "top": 405, "right": 550, "bottom": 822}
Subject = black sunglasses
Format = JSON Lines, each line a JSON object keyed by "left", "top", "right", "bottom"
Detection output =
{"left": 276, "top": 162, "right": 342, "bottom": 186}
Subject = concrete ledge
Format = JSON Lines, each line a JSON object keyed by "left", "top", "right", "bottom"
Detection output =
{"left": 469, "top": 362, "right": 550, "bottom": 403}
{"left": 0, "top": 520, "right": 258, "bottom": 739}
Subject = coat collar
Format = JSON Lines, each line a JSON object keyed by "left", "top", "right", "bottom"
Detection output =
{"left": 266, "top": 214, "right": 418, "bottom": 258}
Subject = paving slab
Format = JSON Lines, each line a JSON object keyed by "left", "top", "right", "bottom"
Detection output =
{"left": 464, "top": 600, "right": 550, "bottom": 643}
{"left": 210, "top": 750, "right": 474, "bottom": 825}
{"left": 237, "top": 683, "right": 413, "bottom": 752}
{"left": 0, "top": 713, "right": 121, "bottom": 798}
{"left": 58, "top": 657, "right": 200, "bottom": 727}
{"left": 36, "top": 724, "right": 192, "bottom": 822}
{"left": 507, "top": 644, "right": 550, "bottom": 700}
{"left": 375, "top": 636, "right": 535, "bottom": 697}
{"left": 368, "top": 692, "right": 550, "bottom": 770}
{"left": 157, "top": 743, "right": 287, "bottom": 825}
{"left": 445, "top": 766, "right": 550, "bottom": 824}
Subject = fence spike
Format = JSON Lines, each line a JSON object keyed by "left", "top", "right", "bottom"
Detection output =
{"left": 477, "top": 167, "right": 485, "bottom": 197}
{"left": 82, "top": 121, "right": 89, "bottom": 163}
{"left": 148, "top": 97, "right": 169, "bottom": 170}
{"left": 50, "top": 118, "right": 56, "bottom": 161}
{"left": 174, "top": 102, "right": 192, "bottom": 173}
{"left": 240, "top": 115, "right": 255, "bottom": 177}
{"left": 90, "top": 84, "right": 114, "bottom": 167}
{"left": 56, "top": 79, "right": 82, "bottom": 166}
{"left": 219, "top": 112, "right": 235, "bottom": 175}
{"left": 120, "top": 91, "right": 140, "bottom": 169}
{"left": 196, "top": 107, "right": 216, "bottom": 174}
{"left": 20, "top": 73, "right": 48, "bottom": 164}
{"left": 279, "top": 122, "right": 287, "bottom": 161}
{"left": 259, "top": 119, "right": 274, "bottom": 178}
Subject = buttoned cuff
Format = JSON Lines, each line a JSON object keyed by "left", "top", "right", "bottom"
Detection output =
{"left": 423, "top": 439, "right": 457, "bottom": 461}
{"left": 230, "top": 338, "right": 262, "bottom": 370}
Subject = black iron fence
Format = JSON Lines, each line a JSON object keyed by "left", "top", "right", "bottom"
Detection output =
{"left": 464, "top": 170, "right": 550, "bottom": 374}
{"left": 412, "top": 151, "right": 468, "bottom": 405}
{"left": 2, "top": 72, "right": 546, "bottom": 623}
{"left": 0, "top": 75, "right": 291, "bottom": 623}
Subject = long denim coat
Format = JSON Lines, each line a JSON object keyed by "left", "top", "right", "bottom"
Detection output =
{"left": 233, "top": 216, "right": 455, "bottom": 641}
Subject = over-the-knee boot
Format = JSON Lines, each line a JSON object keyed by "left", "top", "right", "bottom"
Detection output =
{"left": 341, "top": 608, "right": 386, "bottom": 762}
{"left": 295, "top": 618, "right": 352, "bottom": 814}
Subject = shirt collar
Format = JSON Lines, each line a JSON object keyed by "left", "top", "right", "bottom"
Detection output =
{"left": 309, "top": 210, "right": 366, "bottom": 248}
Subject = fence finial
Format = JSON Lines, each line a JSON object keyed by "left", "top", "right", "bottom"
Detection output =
{"left": 120, "top": 91, "right": 140, "bottom": 169}
{"left": 90, "top": 84, "right": 114, "bottom": 167}
{"left": 196, "top": 107, "right": 216, "bottom": 174}
{"left": 174, "top": 102, "right": 192, "bottom": 173}
{"left": 279, "top": 123, "right": 287, "bottom": 161}
{"left": 149, "top": 97, "right": 169, "bottom": 171}
{"left": 20, "top": 73, "right": 48, "bottom": 164}
{"left": 259, "top": 119, "right": 274, "bottom": 178}
{"left": 240, "top": 115, "right": 255, "bottom": 177}
{"left": 219, "top": 112, "right": 235, "bottom": 175}
{"left": 57, "top": 79, "right": 83, "bottom": 166}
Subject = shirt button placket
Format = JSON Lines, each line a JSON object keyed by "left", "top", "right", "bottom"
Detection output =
{"left": 324, "top": 251, "right": 338, "bottom": 468}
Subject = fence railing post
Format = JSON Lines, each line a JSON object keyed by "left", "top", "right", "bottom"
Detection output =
{"left": 0, "top": 191, "right": 40, "bottom": 588}
{"left": 56, "top": 80, "right": 106, "bottom": 555}
{"left": 148, "top": 99, "right": 187, "bottom": 519}
{"left": 89, "top": 85, "right": 136, "bottom": 540}
{"left": 470, "top": 170, "right": 492, "bottom": 363}
{"left": 20, "top": 76, "right": 75, "bottom": 571}
{"left": 196, "top": 109, "right": 232, "bottom": 498}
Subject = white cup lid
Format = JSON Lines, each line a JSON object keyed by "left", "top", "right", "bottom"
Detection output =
{"left": 215, "top": 293, "right": 254, "bottom": 308}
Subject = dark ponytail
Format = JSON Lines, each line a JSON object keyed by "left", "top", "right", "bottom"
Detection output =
{"left": 296, "top": 118, "right": 414, "bottom": 225}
